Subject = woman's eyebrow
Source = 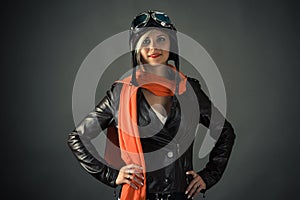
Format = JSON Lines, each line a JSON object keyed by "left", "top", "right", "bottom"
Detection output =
{"left": 156, "top": 34, "right": 167, "bottom": 37}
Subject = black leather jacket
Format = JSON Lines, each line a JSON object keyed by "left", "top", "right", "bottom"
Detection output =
{"left": 67, "top": 77, "right": 236, "bottom": 197}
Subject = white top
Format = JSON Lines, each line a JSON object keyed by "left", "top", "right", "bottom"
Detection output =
{"left": 151, "top": 105, "right": 167, "bottom": 124}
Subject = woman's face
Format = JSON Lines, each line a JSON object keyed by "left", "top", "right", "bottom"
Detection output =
{"left": 139, "top": 29, "right": 170, "bottom": 66}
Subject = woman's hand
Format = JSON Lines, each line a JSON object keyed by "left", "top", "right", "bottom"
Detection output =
{"left": 185, "top": 170, "right": 206, "bottom": 199}
{"left": 115, "top": 164, "right": 144, "bottom": 190}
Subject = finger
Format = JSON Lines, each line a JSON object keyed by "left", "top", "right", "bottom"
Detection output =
{"left": 187, "top": 182, "right": 199, "bottom": 199}
{"left": 126, "top": 169, "right": 134, "bottom": 175}
{"left": 125, "top": 173, "right": 131, "bottom": 179}
{"left": 191, "top": 185, "right": 205, "bottom": 199}
{"left": 124, "top": 179, "right": 138, "bottom": 190}
{"left": 127, "top": 168, "right": 143, "bottom": 175}
{"left": 132, "top": 175, "right": 144, "bottom": 186}
{"left": 185, "top": 177, "right": 199, "bottom": 194}
{"left": 126, "top": 168, "right": 143, "bottom": 179}
{"left": 126, "top": 164, "right": 143, "bottom": 170}
{"left": 186, "top": 170, "right": 197, "bottom": 178}
{"left": 125, "top": 168, "right": 144, "bottom": 180}
{"left": 189, "top": 183, "right": 203, "bottom": 199}
{"left": 185, "top": 182, "right": 192, "bottom": 194}
{"left": 134, "top": 172, "right": 144, "bottom": 180}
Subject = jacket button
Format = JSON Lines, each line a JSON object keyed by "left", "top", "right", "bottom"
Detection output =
{"left": 167, "top": 151, "right": 174, "bottom": 158}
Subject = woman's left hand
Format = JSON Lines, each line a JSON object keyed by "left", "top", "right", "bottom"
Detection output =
{"left": 185, "top": 170, "right": 206, "bottom": 199}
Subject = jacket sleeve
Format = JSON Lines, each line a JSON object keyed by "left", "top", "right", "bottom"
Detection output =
{"left": 188, "top": 78, "right": 236, "bottom": 191}
{"left": 67, "top": 84, "right": 120, "bottom": 188}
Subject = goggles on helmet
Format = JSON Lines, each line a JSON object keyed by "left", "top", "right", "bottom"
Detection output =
{"left": 130, "top": 10, "right": 176, "bottom": 30}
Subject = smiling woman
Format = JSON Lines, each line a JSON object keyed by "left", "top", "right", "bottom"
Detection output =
{"left": 67, "top": 10, "right": 236, "bottom": 200}
{"left": 139, "top": 29, "right": 170, "bottom": 66}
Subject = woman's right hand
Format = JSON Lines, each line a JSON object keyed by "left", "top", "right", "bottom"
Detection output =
{"left": 115, "top": 164, "right": 144, "bottom": 190}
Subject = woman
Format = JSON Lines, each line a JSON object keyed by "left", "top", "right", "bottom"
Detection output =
{"left": 68, "top": 10, "right": 235, "bottom": 200}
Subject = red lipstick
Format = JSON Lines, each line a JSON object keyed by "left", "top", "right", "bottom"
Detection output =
{"left": 149, "top": 53, "right": 161, "bottom": 58}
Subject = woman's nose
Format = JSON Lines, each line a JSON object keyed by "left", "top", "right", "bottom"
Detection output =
{"left": 148, "top": 39, "right": 158, "bottom": 50}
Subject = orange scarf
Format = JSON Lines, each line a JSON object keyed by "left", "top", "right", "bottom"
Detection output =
{"left": 116, "top": 65, "right": 187, "bottom": 200}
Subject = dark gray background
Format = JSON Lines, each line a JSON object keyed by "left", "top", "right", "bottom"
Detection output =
{"left": 3, "top": 0, "right": 299, "bottom": 199}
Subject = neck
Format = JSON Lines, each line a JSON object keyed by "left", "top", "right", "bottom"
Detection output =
{"left": 142, "top": 63, "right": 169, "bottom": 77}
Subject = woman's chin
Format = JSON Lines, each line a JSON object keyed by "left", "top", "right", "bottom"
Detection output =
{"left": 145, "top": 62, "right": 168, "bottom": 67}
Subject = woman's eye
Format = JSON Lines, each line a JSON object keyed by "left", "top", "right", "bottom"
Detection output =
{"left": 142, "top": 39, "right": 150, "bottom": 45}
{"left": 157, "top": 37, "right": 166, "bottom": 42}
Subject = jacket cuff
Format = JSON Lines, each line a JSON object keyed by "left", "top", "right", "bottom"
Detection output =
{"left": 108, "top": 168, "right": 119, "bottom": 188}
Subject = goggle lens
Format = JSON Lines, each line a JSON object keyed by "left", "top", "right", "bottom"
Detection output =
{"left": 133, "top": 14, "right": 148, "bottom": 28}
{"left": 153, "top": 13, "right": 171, "bottom": 24}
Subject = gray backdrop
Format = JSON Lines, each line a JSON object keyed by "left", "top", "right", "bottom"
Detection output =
{"left": 3, "top": 0, "right": 299, "bottom": 199}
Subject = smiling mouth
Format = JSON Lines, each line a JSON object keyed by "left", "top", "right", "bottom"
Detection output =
{"left": 149, "top": 54, "right": 161, "bottom": 58}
